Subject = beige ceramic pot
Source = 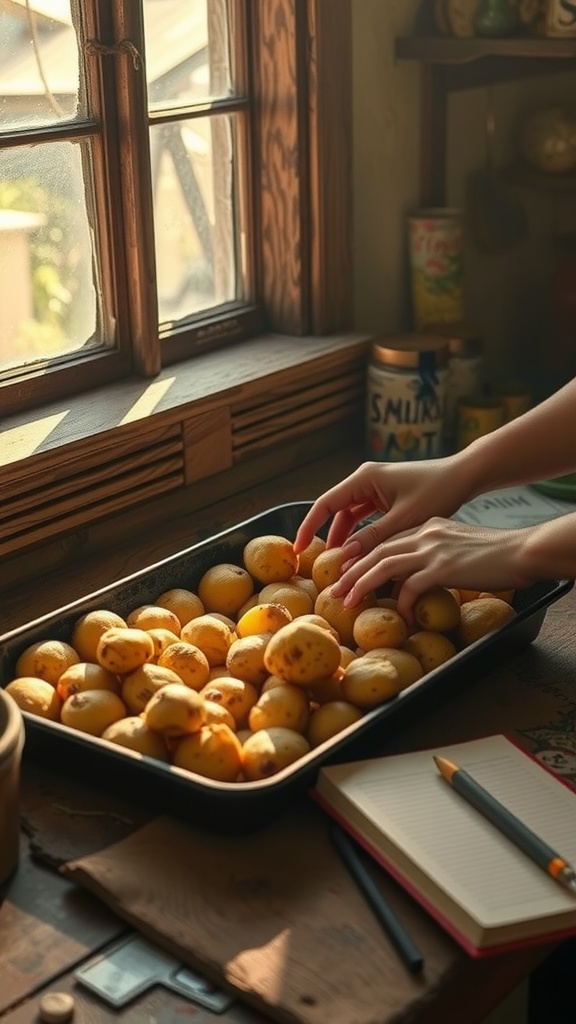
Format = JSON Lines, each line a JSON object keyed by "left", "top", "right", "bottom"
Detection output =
{"left": 0, "top": 688, "right": 25, "bottom": 885}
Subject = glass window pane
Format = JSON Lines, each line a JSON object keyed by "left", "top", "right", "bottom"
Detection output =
{"left": 0, "top": 1, "right": 84, "bottom": 129}
{"left": 144, "top": 0, "right": 233, "bottom": 111}
{"left": 0, "top": 141, "right": 105, "bottom": 373}
{"left": 151, "top": 113, "right": 244, "bottom": 325}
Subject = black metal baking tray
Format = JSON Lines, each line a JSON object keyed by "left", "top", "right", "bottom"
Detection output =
{"left": 0, "top": 502, "right": 572, "bottom": 832}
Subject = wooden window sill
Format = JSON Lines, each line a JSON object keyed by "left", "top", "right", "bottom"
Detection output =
{"left": 1, "top": 332, "right": 372, "bottom": 582}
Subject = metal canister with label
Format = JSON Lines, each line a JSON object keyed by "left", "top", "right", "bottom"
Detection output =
{"left": 366, "top": 334, "right": 449, "bottom": 462}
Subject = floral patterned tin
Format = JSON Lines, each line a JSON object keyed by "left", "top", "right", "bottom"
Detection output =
{"left": 408, "top": 209, "right": 465, "bottom": 329}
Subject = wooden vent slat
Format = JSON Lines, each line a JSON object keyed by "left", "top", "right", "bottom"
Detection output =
{"left": 234, "top": 369, "right": 365, "bottom": 430}
{"left": 4, "top": 423, "right": 183, "bottom": 495}
{"left": 0, "top": 475, "right": 183, "bottom": 560}
{"left": 1, "top": 440, "right": 184, "bottom": 522}
{"left": 0, "top": 423, "right": 185, "bottom": 559}
{"left": 233, "top": 394, "right": 364, "bottom": 459}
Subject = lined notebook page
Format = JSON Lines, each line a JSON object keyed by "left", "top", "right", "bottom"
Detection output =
{"left": 319, "top": 735, "right": 576, "bottom": 925}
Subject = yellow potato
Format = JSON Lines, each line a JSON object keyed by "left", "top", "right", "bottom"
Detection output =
{"left": 257, "top": 583, "right": 314, "bottom": 618}
{"left": 5, "top": 677, "right": 61, "bottom": 720}
{"left": 60, "top": 689, "right": 127, "bottom": 736}
{"left": 172, "top": 723, "right": 243, "bottom": 782}
{"left": 307, "top": 701, "right": 364, "bottom": 747}
{"left": 341, "top": 652, "right": 420, "bottom": 709}
{"left": 126, "top": 604, "right": 182, "bottom": 636}
{"left": 157, "top": 640, "right": 211, "bottom": 691}
{"left": 352, "top": 606, "right": 408, "bottom": 651}
{"left": 143, "top": 682, "right": 206, "bottom": 737}
{"left": 180, "top": 614, "right": 236, "bottom": 666}
{"left": 361, "top": 647, "right": 424, "bottom": 687}
{"left": 241, "top": 727, "right": 310, "bottom": 780}
{"left": 263, "top": 620, "right": 341, "bottom": 686}
{"left": 458, "top": 597, "right": 517, "bottom": 647}
{"left": 96, "top": 627, "right": 155, "bottom": 674}
{"left": 147, "top": 627, "right": 181, "bottom": 661}
{"left": 225, "top": 633, "right": 272, "bottom": 687}
{"left": 403, "top": 630, "right": 457, "bottom": 674}
{"left": 199, "top": 676, "right": 259, "bottom": 727}
{"left": 57, "top": 662, "right": 121, "bottom": 701}
{"left": 236, "top": 602, "right": 292, "bottom": 638}
{"left": 248, "top": 684, "right": 309, "bottom": 734}
{"left": 101, "top": 716, "right": 169, "bottom": 761}
{"left": 203, "top": 699, "right": 237, "bottom": 731}
{"left": 413, "top": 587, "right": 461, "bottom": 633}
{"left": 121, "top": 663, "right": 183, "bottom": 715}
{"left": 15, "top": 639, "right": 80, "bottom": 686}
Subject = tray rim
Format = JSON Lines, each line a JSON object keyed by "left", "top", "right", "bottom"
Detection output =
{"left": 1, "top": 501, "right": 573, "bottom": 804}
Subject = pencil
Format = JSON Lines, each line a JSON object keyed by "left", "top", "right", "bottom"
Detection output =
{"left": 329, "top": 822, "right": 424, "bottom": 973}
{"left": 433, "top": 755, "right": 576, "bottom": 894}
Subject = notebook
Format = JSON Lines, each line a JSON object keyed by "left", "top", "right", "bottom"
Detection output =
{"left": 313, "top": 734, "right": 576, "bottom": 956}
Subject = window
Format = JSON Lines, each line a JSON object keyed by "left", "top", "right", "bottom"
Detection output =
{"left": 0, "top": 0, "right": 353, "bottom": 419}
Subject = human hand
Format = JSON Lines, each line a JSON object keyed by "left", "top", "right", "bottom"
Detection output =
{"left": 329, "top": 518, "right": 534, "bottom": 622}
{"left": 294, "top": 456, "right": 473, "bottom": 560}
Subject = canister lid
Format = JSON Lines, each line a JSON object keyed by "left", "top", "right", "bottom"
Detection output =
{"left": 371, "top": 334, "right": 449, "bottom": 369}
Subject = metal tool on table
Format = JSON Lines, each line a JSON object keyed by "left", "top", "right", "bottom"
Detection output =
{"left": 75, "top": 932, "right": 233, "bottom": 1012}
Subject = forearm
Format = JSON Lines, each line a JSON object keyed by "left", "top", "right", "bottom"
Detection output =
{"left": 519, "top": 512, "right": 576, "bottom": 583}
{"left": 455, "top": 377, "right": 576, "bottom": 500}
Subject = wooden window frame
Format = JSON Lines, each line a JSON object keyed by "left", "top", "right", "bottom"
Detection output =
{"left": 1, "top": 0, "right": 361, "bottom": 577}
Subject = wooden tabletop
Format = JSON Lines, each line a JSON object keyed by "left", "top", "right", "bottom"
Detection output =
{"left": 2, "top": 446, "right": 576, "bottom": 1024}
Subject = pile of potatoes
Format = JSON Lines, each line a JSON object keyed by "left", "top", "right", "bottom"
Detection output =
{"left": 3, "top": 532, "right": 517, "bottom": 785}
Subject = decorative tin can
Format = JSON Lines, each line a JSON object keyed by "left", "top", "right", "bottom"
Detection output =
{"left": 424, "top": 323, "right": 484, "bottom": 446}
{"left": 367, "top": 334, "right": 449, "bottom": 461}
{"left": 456, "top": 394, "right": 505, "bottom": 450}
{"left": 407, "top": 208, "right": 465, "bottom": 329}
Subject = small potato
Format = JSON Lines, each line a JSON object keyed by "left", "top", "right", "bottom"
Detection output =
{"left": 236, "top": 603, "right": 292, "bottom": 638}
{"left": 15, "top": 639, "right": 80, "bottom": 686}
{"left": 225, "top": 633, "right": 272, "bottom": 687}
{"left": 121, "top": 663, "right": 183, "bottom": 715}
{"left": 257, "top": 584, "right": 314, "bottom": 618}
{"left": 242, "top": 727, "right": 310, "bottom": 780}
{"left": 403, "top": 630, "right": 457, "bottom": 674}
{"left": 361, "top": 648, "right": 424, "bottom": 687}
{"left": 96, "top": 627, "right": 155, "bottom": 674}
{"left": 295, "top": 534, "right": 325, "bottom": 578}
{"left": 126, "top": 604, "right": 181, "bottom": 636}
{"left": 341, "top": 652, "right": 420, "bottom": 709}
{"left": 101, "top": 716, "right": 169, "bottom": 761}
{"left": 60, "top": 689, "right": 127, "bottom": 736}
{"left": 5, "top": 677, "right": 61, "bottom": 720}
{"left": 248, "top": 684, "right": 309, "bottom": 734}
{"left": 147, "top": 628, "right": 181, "bottom": 661}
{"left": 57, "top": 662, "right": 120, "bottom": 701}
{"left": 263, "top": 620, "right": 341, "bottom": 686}
{"left": 158, "top": 641, "right": 211, "bottom": 691}
{"left": 173, "top": 723, "right": 243, "bottom": 782}
{"left": 203, "top": 699, "right": 237, "bottom": 731}
{"left": 143, "top": 682, "right": 206, "bottom": 737}
{"left": 199, "top": 676, "right": 259, "bottom": 727}
{"left": 413, "top": 587, "right": 461, "bottom": 633}
{"left": 352, "top": 606, "right": 408, "bottom": 651}
{"left": 180, "top": 614, "right": 236, "bottom": 666}
{"left": 307, "top": 701, "right": 364, "bottom": 748}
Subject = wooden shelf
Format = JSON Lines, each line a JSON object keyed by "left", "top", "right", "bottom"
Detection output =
{"left": 395, "top": 36, "right": 576, "bottom": 91}
{"left": 395, "top": 36, "right": 576, "bottom": 64}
